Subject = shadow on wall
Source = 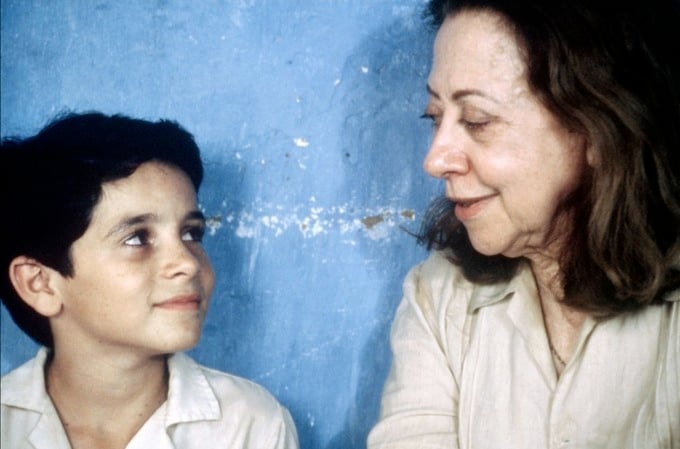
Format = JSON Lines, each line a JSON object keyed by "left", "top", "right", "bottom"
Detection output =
{"left": 189, "top": 145, "right": 253, "bottom": 369}
{"left": 325, "top": 12, "right": 436, "bottom": 449}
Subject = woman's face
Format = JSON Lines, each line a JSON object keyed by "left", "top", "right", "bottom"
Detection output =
{"left": 423, "top": 10, "right": 591, "bottom": 259}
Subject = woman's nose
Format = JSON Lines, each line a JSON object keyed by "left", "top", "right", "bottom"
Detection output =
{"left": 423, "top": 126, "right": 470, "bottom": 178}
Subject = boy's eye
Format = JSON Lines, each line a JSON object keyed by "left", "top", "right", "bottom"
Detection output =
{"left": 124, "top": 230, "right": 149, "bottom": 247}
{"left": 182, "top": 225, "right": 205, "bottom": 243}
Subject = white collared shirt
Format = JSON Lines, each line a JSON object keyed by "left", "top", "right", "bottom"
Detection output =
{"left": 1, "top": 350, "right": 299, "bottom": 449}
{"left": 368, "top": 251, "right": 680, "bottom": 449}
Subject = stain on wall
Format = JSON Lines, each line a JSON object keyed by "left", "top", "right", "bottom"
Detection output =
{"left": 0, "top": 1, "right": 440, "bottom": 447}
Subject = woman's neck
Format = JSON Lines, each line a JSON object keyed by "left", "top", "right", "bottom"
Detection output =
{"left": 527, "top": 253, "right": 587, "bottom": 376}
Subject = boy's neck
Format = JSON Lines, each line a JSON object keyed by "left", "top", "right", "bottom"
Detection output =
{"left": 45, "top": 347, "right": 169, "bottom": 449}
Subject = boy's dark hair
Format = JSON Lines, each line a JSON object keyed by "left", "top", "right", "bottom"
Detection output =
{"left": 0, "top": 111, "right": 204, "bottom": 347}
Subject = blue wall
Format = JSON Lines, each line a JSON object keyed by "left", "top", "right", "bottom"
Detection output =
{"left": 0, "top": 1, "right": 440, "bottom": 447}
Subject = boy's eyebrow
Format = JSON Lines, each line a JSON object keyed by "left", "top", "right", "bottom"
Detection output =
{"left": 105, "top": 210, "right": 206, "bottom": 238}
{"left": 106, "top": 214, "right": 156, "bottom": 238}
{"left": 186, "top": 210, "right": 206, "bottom": 223}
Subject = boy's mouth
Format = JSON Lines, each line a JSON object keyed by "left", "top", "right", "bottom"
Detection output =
{"left": 155, "top": 294, "right": 201, "bottom": 310}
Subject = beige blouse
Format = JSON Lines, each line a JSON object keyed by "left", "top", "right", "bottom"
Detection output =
{"left": 368, "top": 251, "right": 679, "bottom": 449}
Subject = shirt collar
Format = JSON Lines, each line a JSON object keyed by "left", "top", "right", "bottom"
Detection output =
{"left": 164, "top": 352, "right": 221, "bottom": 426}
{"left": 467, "top": 262, "right": 531, "bottom": 313}
{"left": 1, "top": 347, "right": 52, "bottom": 413}
{"left": 1, "top": 350, "right": 222, "bottom": 448}
{"left": 664, "top": 287, "right": 680, "bottom": 303}
{"left": 1, "top": 350, "right": 221, "bottom": 423}
{"left": 1, "top": 348, "right": 73, "bottom": 449}
{"left": 466, "top": 260, "right": 680, "bottom": 308}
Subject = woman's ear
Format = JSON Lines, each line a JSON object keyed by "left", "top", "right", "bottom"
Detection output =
{"left": 585, "top": 139, "right": 598, "bottom": 168}
{"left": 9, "top": 256, "right": 63, "bottom": 317}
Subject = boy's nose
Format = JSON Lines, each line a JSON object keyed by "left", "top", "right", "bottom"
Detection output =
{"left": 162, "top": 240, "right": 201, "bottom": 279}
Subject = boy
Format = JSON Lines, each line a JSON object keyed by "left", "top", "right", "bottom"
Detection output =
{"left": 0, "top": 112, "right": 298, "bottom": 449}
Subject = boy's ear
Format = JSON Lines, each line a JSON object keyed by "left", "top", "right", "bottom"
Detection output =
{"left": 9, "top": 256, "right": 63, "bottom": 317}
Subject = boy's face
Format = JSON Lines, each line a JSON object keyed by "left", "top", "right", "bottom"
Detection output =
{"left": 49, "top": 161, "right": 214, "bottom": 357}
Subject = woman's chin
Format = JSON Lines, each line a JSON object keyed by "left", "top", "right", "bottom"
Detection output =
{"left": 468, "top": 238, "right": 503, "bottom": 257}
{"left": 468, "top": 236, "right": 519, "bottom": 259}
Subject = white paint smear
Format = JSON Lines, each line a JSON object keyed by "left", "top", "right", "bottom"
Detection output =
{"left": 293, "top": 137, "right": 310, "bottom": 148}
{"left": 202, "top": 200, "right": 417, "bottom": 242}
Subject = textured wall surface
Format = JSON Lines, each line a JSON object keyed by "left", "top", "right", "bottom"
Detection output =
{"left": 0, "top": 1, "right": 440, "bottom": 447}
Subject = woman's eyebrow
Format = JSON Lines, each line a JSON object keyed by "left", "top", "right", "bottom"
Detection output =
{"left": 426, "top": 83, "right": 441, "bottom": 99}
{"left": 427, "top": 84, "right": 500, "bottom": 104}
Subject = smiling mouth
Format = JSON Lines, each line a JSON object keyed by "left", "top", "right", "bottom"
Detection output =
{"left": 453, "top": 195, "right": 495, "bottom": 220}
{"left": 155, "top": 294, "right": 201, "bottom": 310}
{"left": 454, "top": 195, "right": 494, "bottom": 207}
{"left": 456, "top": 199, "right": 478, "bottom": 207}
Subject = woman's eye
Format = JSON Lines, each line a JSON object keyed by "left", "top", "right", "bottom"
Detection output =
{"left": 459, "top": 106, "right": 497, "bottom": 134}
{"left": 182, "top": 225, "right": 205, "bottom": 243}
{"left": 460, "top": 119, "right": 491, "bottom": 131}
{"left": 420, "top": 113, "right": 441, "bottom": 129}
{"left": 124, "top": 230, "right": 149, "bottom": 247}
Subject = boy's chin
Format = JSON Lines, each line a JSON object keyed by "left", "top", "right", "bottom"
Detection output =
{"left": 167, "top": 336, "right": 202, "bottom": 353}
{"left": 153, "top": 331, "right": 203, "bottom": 355}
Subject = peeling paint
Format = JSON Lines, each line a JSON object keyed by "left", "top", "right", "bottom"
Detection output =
{"left": 205, "top": 215, "right": 223, "bottom": 236}
{"left": 202, "top": 201, "right": 418, "bottom": 241}
{"left": 400, "top": 209, "right": 415, "bottom": 220}
{"left": 293, "top": 137, "right": 310, "bottom": 148}
{"left": 361, "top": 214, "right": 384, "bottom": 229}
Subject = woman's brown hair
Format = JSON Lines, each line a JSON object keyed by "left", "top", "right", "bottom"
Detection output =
{"left": 421, "top": 0, "right": 680, "bottom": 315}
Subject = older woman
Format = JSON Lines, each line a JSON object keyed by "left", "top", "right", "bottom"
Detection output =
{"left": 368, "top": 0, "right": 680, "bottom": 448}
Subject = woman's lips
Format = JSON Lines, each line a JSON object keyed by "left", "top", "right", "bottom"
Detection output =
{"left": 453, "top": 195, "right": 495, "bottom": 221}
